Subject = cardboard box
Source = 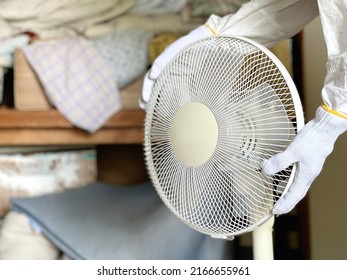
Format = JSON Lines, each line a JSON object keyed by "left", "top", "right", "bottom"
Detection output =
{"left": 14, "top": 49, "right": 51, "bottom": 110}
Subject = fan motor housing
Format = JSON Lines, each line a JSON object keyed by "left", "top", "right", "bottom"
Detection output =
{"left": 170, "top": 102, "right": 218, "bottom": 167}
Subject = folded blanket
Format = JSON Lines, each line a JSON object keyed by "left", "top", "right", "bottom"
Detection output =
{"left": 92, "top": 29, "right": 153, "bottom": 88}
{"left": 85, "top": 14, "right": 201, "bottom": 38}
{"left": 188, "top": 0, "right": 245, "bottom": 17}
{"left": 11, "top": 181, "right": 228, "bottom": 260}
{"left": 23, "top": 37, "right": 121, "bottom": 133}
{"left": 0, "top": 212, "right": 60, "bottom": 260}
{"left": 0, "top": 0, "right": 137, "bottom": 39}
{"left": 130, "top": 0, "right": 187, "bottom": 14}
{"left": 0, "top": 34, "right": 30, "bottom": 67}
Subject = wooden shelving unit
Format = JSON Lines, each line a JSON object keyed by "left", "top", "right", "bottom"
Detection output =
{"left": 0, "top": 108, "right": 145, "bottom": 145}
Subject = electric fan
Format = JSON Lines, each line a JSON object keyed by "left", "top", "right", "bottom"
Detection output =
{"left": 143, "top": 35, "right": 304, "bottom": 260}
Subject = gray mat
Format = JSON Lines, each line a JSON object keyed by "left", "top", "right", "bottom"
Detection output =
{"left": 11, "top": 181, "right": 228, "bottom": 260}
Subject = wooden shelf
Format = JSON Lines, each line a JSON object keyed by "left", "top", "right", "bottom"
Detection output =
{"left": 10, "top": 51, "right": 147, "bottom": 146}
{"left": 0, "top": 109, "right": 146, "bottom": 145}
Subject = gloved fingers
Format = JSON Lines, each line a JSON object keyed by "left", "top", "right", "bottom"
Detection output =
{"left": 141, "top": 71, "right": 155, "bottom": 106}
{"left": 272, "top": 166, "right": 314, "bottom": 215}
{"left": 149, "top": 25, "right": 212, "bottom": 80}
{"left": 272, "top": 182, "right": 311, "bottom": 215}
{"left": 262, "top": 149, "right": 297, "bottom": 176}
{"left": 141, "top": 25, "right": 213, "bottom": 109}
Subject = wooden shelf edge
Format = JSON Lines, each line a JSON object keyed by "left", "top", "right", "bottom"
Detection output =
{"left": 0, "top": 127, "right": 144, "bottom": 145}
{"left": 0, "top": 109, "right": 145, "bottom": 129}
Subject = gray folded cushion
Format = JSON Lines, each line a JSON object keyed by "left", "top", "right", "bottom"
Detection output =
{"left": 11, "top": 181, "right": 228, "bottom": 260}
{"left": 92, "top": 29, "right": 153, "bottom": 89}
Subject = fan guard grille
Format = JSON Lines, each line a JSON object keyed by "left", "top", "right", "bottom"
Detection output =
{"left": 144, "top": 36, "right": 303, "bottom": 238}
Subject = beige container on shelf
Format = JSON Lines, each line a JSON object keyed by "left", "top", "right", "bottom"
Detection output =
{"left": 0, "top": 149, "right": 97, "bottom": 217}
{"left": 14, "top": 49, "right": 52, "bottom": 111}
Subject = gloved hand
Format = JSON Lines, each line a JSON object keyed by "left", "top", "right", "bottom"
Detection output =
{"left": 263, "top": 105, "right": 347, "bottom": 215}
{"left": 140, "top": 0, "right": 318, "bottom": 108}
{"left": 140, "top": 25, "right": 213, "bottom": 109}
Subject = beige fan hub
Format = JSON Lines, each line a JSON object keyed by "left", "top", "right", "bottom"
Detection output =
{"left": 170, "top": 102, "right": 218, "bottom": 167}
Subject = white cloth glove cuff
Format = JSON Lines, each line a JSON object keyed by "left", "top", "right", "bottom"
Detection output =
{"left": 318, "top": 105, "right": 347, "bottom": 139}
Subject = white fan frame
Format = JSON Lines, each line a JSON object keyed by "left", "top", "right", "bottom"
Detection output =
{"left": 230, "top": 36, "right": 304, "bottom": 259}
{"left": 144, "top": 35, "right": 305, "bottom": 260}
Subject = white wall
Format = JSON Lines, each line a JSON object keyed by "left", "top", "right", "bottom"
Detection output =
{"left": 303, "top": 17, "right": 347, "bottom": 259}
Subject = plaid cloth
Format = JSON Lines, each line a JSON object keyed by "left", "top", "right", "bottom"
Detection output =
{"left": 23, "top": 38, "right": 121, "bottom": 133}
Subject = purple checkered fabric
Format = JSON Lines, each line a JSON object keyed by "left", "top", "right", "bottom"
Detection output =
{"left": 23, "top": 37, "right": 121, "bottom": 133}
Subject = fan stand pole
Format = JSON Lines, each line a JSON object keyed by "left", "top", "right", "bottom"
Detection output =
{"left": 252, "top": 216, "right": 275, "bottom": 260}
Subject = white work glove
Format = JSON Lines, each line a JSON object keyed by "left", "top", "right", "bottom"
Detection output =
{"left": 140, "top": 25, "right": 213, "bottom": 108}
{"left": 263, "top": 105, "right": 347, "bottom": 215}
